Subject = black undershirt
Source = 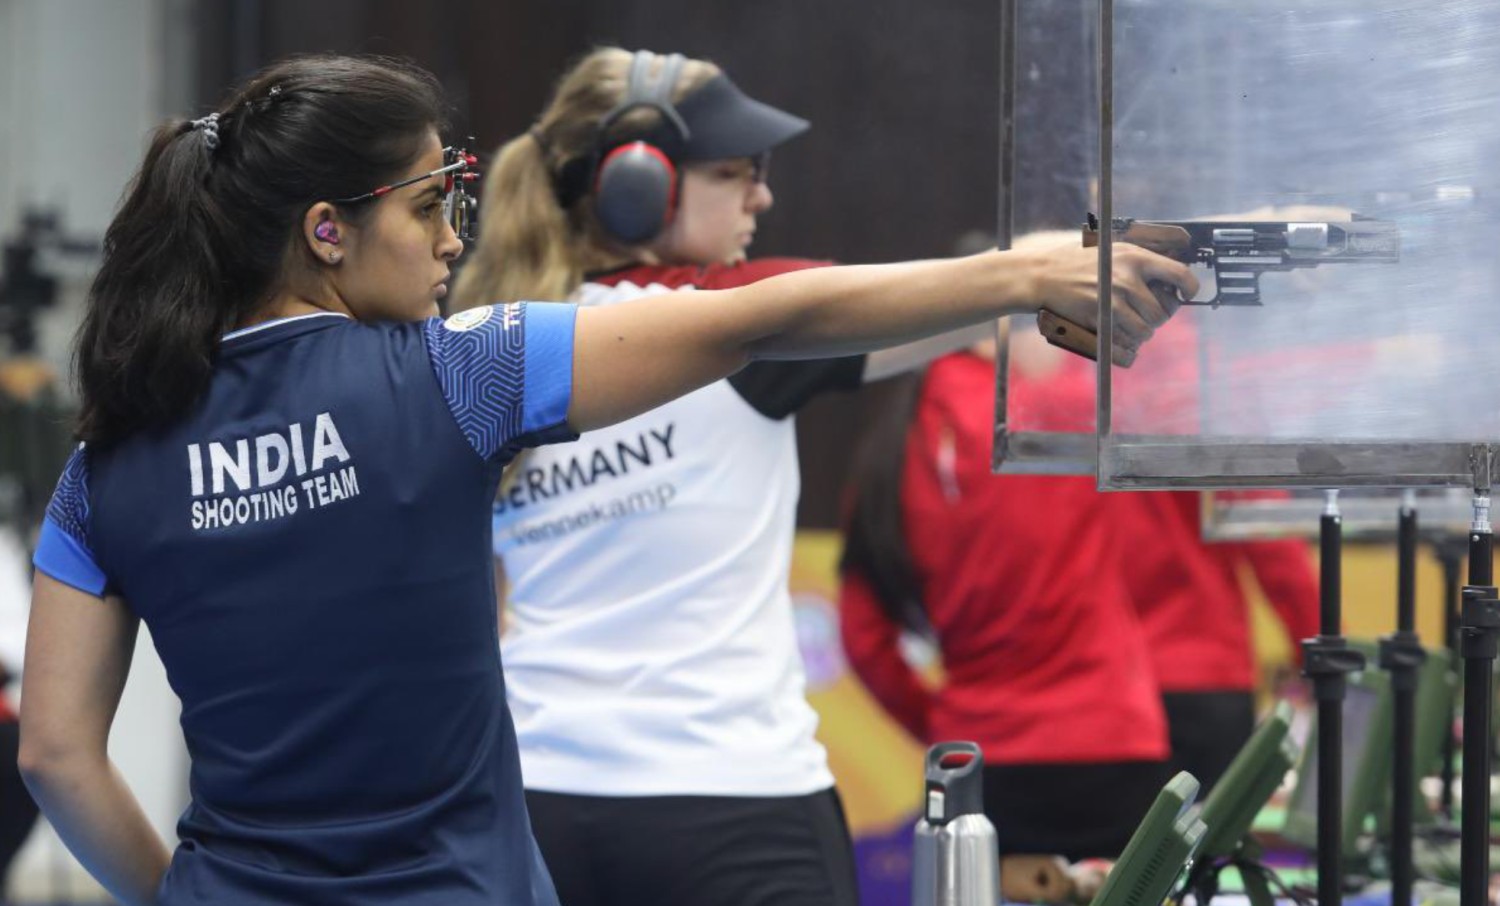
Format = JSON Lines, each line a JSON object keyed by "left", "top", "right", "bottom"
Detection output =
{"left": 727, "top": 355, "right": 867, "bottom": 420}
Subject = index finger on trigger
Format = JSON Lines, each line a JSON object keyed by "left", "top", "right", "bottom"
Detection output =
{"left": 1109, "top": 249, "right": 1171, "bottom": 326}
{"left": 1135, "top": 250, "right": 1200, "bottom": 306}
{"left": 1149, "top": 282, "right": 1183, "bottom": 319}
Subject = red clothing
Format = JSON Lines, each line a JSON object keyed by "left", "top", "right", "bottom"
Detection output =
{"left": 1119, "top": 491, "right": 1318, "bottom": 693}
{"left": 840, "top": 353, "right": 1168, "bottom": 765}
{"left": 1007, "top": 321, "right": 1319, "bottom": 694}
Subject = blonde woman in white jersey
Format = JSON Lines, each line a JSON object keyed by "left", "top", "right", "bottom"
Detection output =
{"left": 453, "top": 48, "right": 1193, "bottom": 906}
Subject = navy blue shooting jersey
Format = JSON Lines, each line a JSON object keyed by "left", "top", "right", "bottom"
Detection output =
{"left": 34, "top": 304, "right": 576, "bottom": 904}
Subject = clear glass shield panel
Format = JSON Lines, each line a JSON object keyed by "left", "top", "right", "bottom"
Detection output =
{"left": 1098, "top": 1, "right": 1500, "bottom": 489}
{"left": 995, "top": 0, "right": 1100, "bottom": 473}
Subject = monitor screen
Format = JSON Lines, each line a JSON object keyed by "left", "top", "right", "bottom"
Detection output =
{"left": 1090, "top": 772, "right": 1207, "bottom": 906}
{"left": 1195, "top": 702, "right": 1298, "bottom": 860}
{"left": 1290, "top": 682, "right": 1381, "bottom": 823}
{"left": 1280, "top": 658, "right": 1399, "bottom": 861}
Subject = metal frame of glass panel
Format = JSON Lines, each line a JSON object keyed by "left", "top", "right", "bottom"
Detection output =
{"left": 1092, "top": 0, "right": 1498, "bottom": 491}
{"left": 991, "top": 0, "right": 1099, "bottom": 476}
{"left": 993, "top": 321, "right": 1098, "bottom": 475}
{"left": 993, "top": 1, "right": 1496, "bottom": 492}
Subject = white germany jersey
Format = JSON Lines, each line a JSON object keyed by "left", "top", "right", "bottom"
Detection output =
{"left": 495, "top": 261, "right": 863, "bottom": 796}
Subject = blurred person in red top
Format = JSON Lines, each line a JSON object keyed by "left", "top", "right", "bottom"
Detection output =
{"left": 1011, "top": 287, "right": 1319, "bottom": 793}
{"left": 1120, "top": 490, "right": 1317, "bottom": 790}
{"left": 838, "top": 336, "right": 1170, "bottom": 860}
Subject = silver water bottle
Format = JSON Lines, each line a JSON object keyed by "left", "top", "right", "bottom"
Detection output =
{"left": 911, "top": 741, "right": 1000, "bottom": 906}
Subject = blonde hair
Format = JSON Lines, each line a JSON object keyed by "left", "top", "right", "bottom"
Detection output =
{"left": 452, "top": 48, "right": 721, "bottom": 310}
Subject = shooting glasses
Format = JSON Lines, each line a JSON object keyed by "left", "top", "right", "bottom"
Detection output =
{"left": 332, "top": 144, "right": 480, "bottom": 242}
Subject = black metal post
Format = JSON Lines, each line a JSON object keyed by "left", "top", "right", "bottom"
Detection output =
{"left": 1380, "top": 491, "right": 1425, "bottom": 906}
{"left": 1303, "top": 490, "right": 1364, "bottom": 906}
{"left": 1435, "top": 534, "right": 1465, "bottom": 819}
{"left": 1460, "top": 453, "right": 1498, "bottom": 906}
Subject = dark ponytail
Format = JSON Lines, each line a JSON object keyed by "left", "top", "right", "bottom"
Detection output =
{"left": 76, "top": 54, "right": 449, "bottom": 447}
{"left": 838, "top": 373, "right": 930, "bottom": 636}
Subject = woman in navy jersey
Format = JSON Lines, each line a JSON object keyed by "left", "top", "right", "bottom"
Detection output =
{"left": 19, "top": 54, "right": 1191, "bottom": 906}
{"left": 448, "top": 48, "right": 1190, "bottom": 906}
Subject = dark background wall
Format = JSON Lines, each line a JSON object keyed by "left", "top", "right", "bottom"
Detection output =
{"left": 195, "top": 0, "right": 1000, "bottom": 527}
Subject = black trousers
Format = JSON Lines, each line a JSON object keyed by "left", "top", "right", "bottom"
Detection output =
{"left": 982, "top": 760, "right": 1173, "bottom": 861}
{"left": 0, "top": 721, "right": 40, "bottom": 888}
{"left": 525, "top": 787, "right": 859, "bottom": 906}
{"left": 1160, "top": 690, "right": 1257, "bottom": 794}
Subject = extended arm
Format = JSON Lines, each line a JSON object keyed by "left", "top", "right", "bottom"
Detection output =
{"left": 18, "top": 574, "right": 171, "bottom": 906}
{"left": 860, "top": 231, "right": 1082, "bottom": 383}
{"left": 568, "top": 244, "right": 1195, "bottom": 431}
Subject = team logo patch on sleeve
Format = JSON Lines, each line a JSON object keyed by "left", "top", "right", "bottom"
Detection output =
{"left": 443, "top": 306, "right": 494, "bottom": 332}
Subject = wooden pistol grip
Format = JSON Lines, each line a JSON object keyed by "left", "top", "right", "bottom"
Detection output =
{"left": 1038, "top": 309, "right": 1099, "bottom": 362}
{"left": 1036, "top": 309, "right": 1138, "bottom": 368}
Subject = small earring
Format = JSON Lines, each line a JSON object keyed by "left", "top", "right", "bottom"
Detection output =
{"left": 328, "top": 251, "right": 342, "bottom": 263}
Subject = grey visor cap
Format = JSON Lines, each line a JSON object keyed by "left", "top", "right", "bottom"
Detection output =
{"left": 654, "top": 75, "right": 810, "bottom": 161}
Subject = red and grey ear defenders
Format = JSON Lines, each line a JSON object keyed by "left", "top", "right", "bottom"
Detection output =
{"left": 589, "top": 51, "right": 690, "bottom": 244}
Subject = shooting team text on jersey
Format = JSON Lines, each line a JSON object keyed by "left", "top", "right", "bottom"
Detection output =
{"left": 187, "top": 412, "right": 361, "bottom": 530}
